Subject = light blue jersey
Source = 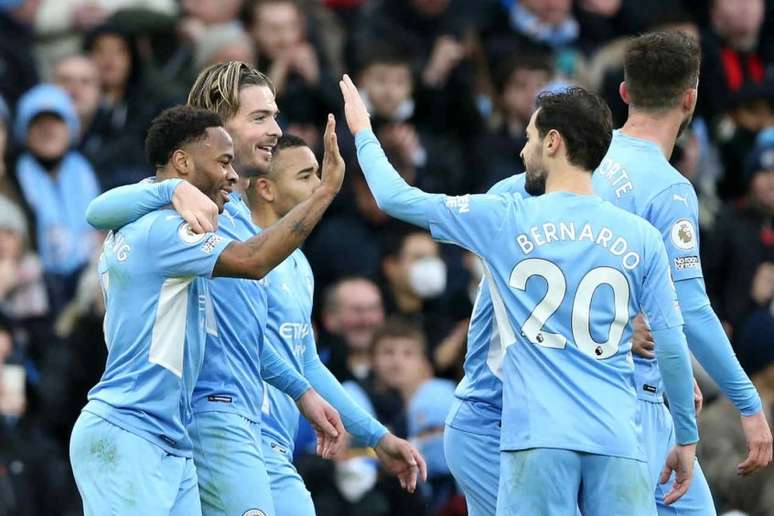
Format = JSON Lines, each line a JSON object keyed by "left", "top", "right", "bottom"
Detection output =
{"left": 84, "top": 209, "right": 231, "bottom": 456}
{"left": 191, "top": 194, "right": 269, "bottom": 421}
{"left": 593, "top": 131, "right": 702, "bottom": 403}
{"left": 427, "top": 191, "right": 682, "bottom": 460}
{"left": 261, "top": 249, "right": 315, "bottom": 451}
{"left": 446, "top": 174, "right": 528, "bottom": 438}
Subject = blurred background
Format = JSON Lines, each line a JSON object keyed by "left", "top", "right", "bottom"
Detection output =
{"left": 0, "top": 0, "right": 772, "bottom": 514}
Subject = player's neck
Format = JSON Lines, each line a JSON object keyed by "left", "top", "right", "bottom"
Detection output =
{"left": 620, "top": 110, "right": 681, "bottom": 160}
{"left": 544, "top": 166, "right": 594, "bottom": 196}
{"left": 250, "top": 203, "right": 279, "bottom": 229}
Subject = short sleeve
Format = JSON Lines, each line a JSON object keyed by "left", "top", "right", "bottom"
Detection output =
{"left": 639, "top": 226, "right": 684, "bottom": 331}
{"left": 147, "top": 214, "right": 233, "bottom": 278}
{"left": 644, "top": 184, "right": 703, "bottom": 282}
{"left": 425, "top": 193, "right": 513, "bottom": 256}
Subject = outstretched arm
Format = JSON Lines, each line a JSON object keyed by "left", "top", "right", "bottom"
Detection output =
{"left": 213, "top": 115, "right": 345, "bottom": 279}
{"left": 341, "top": 74, "right": 439, "bottom": 229}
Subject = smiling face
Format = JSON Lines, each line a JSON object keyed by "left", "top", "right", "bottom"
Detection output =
{"left": 184, "top": 126, "right": 238, "bottom": 212}
{"left": 267, "top": 144, "right": 320, "bottom": 216}
{"left": 224, "top": 85, "right": 282, "bottom": 174}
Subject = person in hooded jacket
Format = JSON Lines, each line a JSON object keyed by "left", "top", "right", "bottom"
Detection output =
{"left": 10, "top": 84, "right": 100, "bottom": 314}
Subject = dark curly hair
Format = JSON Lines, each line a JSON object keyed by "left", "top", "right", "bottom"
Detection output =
{"left": 145, "top": 105, "right": 224, "bottom": 168}
{"left": 534, "top": 87, "right": 613, "bottom": 172}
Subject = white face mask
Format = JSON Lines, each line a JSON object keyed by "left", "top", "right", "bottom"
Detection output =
{"left": 335, "top": 456, "right": 378, "bottom": 502}
{"left": 408, "top": 256, "right": 447, "bottom": 299}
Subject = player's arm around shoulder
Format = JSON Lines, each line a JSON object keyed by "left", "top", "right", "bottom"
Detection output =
{"left": 145, "top": 211, "right": 231, "bottom": 279}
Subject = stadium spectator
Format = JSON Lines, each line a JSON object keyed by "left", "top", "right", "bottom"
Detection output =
{"left": 698, "top": 323, "right": 774, "bottom": 515}
{"left": 705, "top": 133, "right": 774, "bottom": 341}
{"left": 380, "top": 228, "right": 460, "bottom": 355}
{"left": 473, "top": 50, "right": 553, "bottom": 190}
{"left": 193, "top": 22, "right": 256, "bottom": 70}
{"left": 319, "top": 276, "right": 385, "bottom": 381}
{"left": 51, "top": 54, "right": 104, "bottom": 160}
{"left": 0, "top": 0, "right": 39, "bottom": 111}
{"left": 349, "top": 0, "right": 483, "bottom": 139}
{"left": 10, "top": 84, "right": 100, "bottom": 314}
{"left": 83, "top": 22, "right": 173, "bottom": 189}
{"left": 0, "top": 195, "right": 47, "bottom": 321}
{"left": 34, "top": 0, "right": 177, "bottom": 77}
{"left": 393, "top": 320, "right": 456, "bottom": 511}
{"left": 355, "top": 45, "right": 468, "bottom": 195}
{"left": 0, "top": 312, "right": 80, "bottom": 516}
{"left": 716, "top": 80, "right": 774, "bottom": 200}
{"left": 243, "top": 0, "right": 340, "bottom": 130}
{"left": 698, "top": 0, "right": 774, "bottom": 124}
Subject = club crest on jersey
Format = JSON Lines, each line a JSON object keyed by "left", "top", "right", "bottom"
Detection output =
{"left": 670, "top": 219, "right": 696, "bottom": 250}
{"left": 178, "top": 222, "right": 206, "bottom": 244}
{"left": 242, "top": 510, "right": 267, "bottom": 516}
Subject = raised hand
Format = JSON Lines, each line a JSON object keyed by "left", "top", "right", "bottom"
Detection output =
{"left": 660, "top": 443, "right": 696, "bottom": 505}
{"left": 319, "top": 114, "right": 345, "bottom": 194}
{"left": 338, "top": 74, "right": 372, "bottom": 136}
{"left": 171, "top": 180, "right": 219, "bottom": 234}
{"left": 374, "top": 433, "right": 428, "bottom": 493}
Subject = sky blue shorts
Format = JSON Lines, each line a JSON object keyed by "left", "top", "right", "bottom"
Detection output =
{"left": 262, "top": 436, "right": 316, "bottom": 516}
{"left": 70, "top": 410, "right": 200, "bottom": 516}
{"left": 497, "top": 447, "right": 654, "bottom": 516}
{"left": 188, "top": 410, "right": 275, "bottom": 516}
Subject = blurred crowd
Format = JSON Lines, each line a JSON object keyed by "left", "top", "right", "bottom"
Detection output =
{"left": 0, "top": 0, "right": 773, "bottom": 514}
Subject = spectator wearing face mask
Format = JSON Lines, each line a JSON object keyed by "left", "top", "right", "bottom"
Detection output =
{"left": 380, "top": 227, "right": 463, "bottom": 359}
{"left": 10, "top": 84, "right": 100, "bottom": 314}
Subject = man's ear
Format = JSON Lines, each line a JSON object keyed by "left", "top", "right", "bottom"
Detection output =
{"left": 544, "top": 129, "right": 561, "bottom": 157}
{"left": 252, "top": 176, "right": 276, "bottom": 203}
{"left": 619, "top": 81, "right": 631, "bottom": 105}
{"left": 171, "top": 149, "right": 191, "bottom": 177}
{"left": 683, "top": 88, "right": 698, "bottom": 113}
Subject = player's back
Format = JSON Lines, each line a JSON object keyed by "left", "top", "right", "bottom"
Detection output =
{"left": 488, "top": 192, "right": 674, "bottom": 461}
{"left": 593, "top": 130, "right": 699, "bottom": 402}
{"left": 85, "top": 209, "right": 227, "bottom": 456}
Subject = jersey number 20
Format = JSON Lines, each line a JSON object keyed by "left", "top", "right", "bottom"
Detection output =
{"left": 510, "top": 258, "right": 630, "bottom": 359}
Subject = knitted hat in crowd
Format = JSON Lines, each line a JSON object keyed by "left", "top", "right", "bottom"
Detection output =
{"left": 14, "top": 84, "right": 80, "bottom": 146}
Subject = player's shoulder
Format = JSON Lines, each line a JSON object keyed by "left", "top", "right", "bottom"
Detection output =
{"left": 487, "top": 173, "right": 528, "bottom": 197}
{"left": 599, "top": 199, "right": 661, "bottom": 240}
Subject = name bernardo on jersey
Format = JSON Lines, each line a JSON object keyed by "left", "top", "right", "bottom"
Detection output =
{"left": 515, "top": 221, "right": 641, "bottom": 270}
